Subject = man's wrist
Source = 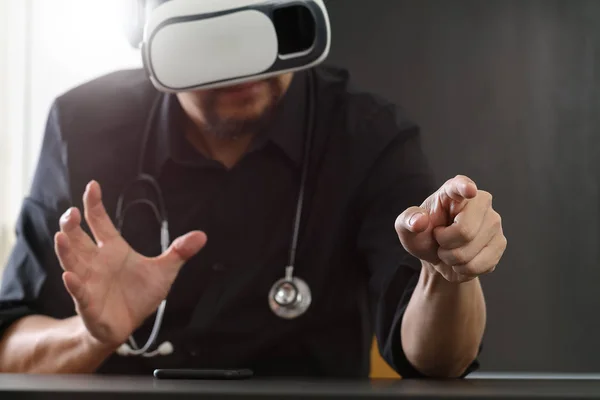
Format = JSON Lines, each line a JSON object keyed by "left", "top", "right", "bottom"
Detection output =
{"left": 74, "top": 317, "right": 120, "bottom": 356}
{"left": 419, "top": 260, "right": 476, "bottom": 295}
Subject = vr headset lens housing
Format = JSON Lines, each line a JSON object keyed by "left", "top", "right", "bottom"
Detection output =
{"left": 133, "top": 0, "right": 331, "bottom": 92}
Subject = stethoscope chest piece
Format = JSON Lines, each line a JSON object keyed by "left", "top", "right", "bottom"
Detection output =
{"left": 269, "top": 266, "right": 312, "bottom": 319}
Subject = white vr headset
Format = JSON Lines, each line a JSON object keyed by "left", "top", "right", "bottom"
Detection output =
{"left": 126, "top": 0, "right": 331, "bottom": 92}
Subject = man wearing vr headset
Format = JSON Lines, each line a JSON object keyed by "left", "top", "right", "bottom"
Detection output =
{"left": 0, "top": 0, "right": 506, "bottom": 378}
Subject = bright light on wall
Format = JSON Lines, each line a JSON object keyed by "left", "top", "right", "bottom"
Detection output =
{"left": 33, "top": 0, "right": 142, "bottom": 79}
{"left": 26, "top": 0, "right": 145, "bottom": 192}
{"left": 1, "top": 0, "right": 148, "bottom": 270}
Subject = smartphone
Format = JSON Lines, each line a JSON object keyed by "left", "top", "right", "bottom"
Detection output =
{"left": 153, "top": 368, "right": 254, "bottom": 380}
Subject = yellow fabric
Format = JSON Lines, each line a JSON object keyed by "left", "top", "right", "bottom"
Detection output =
{"left": 369, "top": 337, "right": 400, "bottom": 378}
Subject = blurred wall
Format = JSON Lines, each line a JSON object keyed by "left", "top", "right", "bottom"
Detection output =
{"left": 0, "top": 0, "right": 142, "bottom": 271}
{"left": 324, "top": 0, "right": 600, "bottom": 373}
{"left": 0, "top": 0, "right": 30, "bottom": 269}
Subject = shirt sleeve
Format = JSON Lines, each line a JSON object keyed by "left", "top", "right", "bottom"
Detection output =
{"left": 0, "top": 102, "right": 73, "bottom": 338}
{"left": 355, "top": 105, "right": 481, "bottom": 378}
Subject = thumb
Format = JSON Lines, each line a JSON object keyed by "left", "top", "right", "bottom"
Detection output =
{"left": 155, "top": 231, "right": 207, "bottom": 271}
{"left": 395, "top": 206, "right": 430, "bottom": 236}
{"left": 395, "top": 207, "right": 439, "bottom": 264}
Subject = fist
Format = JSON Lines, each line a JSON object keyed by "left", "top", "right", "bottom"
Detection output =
{"left": 395, "top": 175, "right": 506, "bottom": 283}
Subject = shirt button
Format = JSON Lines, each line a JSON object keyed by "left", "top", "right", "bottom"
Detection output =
{"left": 212, "top": 263, "right": 227, "bottom": 272}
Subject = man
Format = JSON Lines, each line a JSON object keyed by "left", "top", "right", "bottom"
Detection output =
{"left": 0, "top": 50, "right": 506, "bottom": 378}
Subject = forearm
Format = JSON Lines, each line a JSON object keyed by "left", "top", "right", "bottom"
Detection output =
{"left": 0, "top": 315, "right": 117, "bottom": 374}
{"left": 401, "top": 262, "right": 486, "bottom": 378}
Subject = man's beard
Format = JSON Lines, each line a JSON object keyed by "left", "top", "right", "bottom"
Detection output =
{"left": 200, "top": 78, "right": 284, "bottom": 140}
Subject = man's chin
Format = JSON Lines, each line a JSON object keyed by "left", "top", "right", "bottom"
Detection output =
{"left": 201, "top": 77, "right": 283, "bottom": 138}
{"left": 207, "top": 105, "right": 276, "bottom": 140}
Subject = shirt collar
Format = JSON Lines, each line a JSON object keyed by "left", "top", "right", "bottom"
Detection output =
{"left": 257, "top": 70, "right": 308, "bottom": 166}
{"left": 147, "top": 69, "right": 309, "bottom": 175}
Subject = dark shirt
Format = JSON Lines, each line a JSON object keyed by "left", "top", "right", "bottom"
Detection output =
{"left": 0, "top": 66, "right": 479, "bottom": 378}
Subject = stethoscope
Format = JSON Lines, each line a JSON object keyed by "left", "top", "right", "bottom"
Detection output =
{"left": 116, "top": 71, "right": 316, "bottom": 357}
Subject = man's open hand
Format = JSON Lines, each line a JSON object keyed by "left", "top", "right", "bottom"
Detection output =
{"left": 54, "top": 181, "right": 207, "bottom": 347}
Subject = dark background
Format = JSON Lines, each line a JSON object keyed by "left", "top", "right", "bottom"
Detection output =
{"left": 323, "top": 0, "right": 600, "bottom": 373}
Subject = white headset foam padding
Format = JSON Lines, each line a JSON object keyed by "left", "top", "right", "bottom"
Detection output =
{"left": 148, "top": 10, "right": 277, "bottom": 90}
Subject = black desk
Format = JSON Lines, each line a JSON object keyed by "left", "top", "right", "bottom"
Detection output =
{"left": 2, "top": 374, "right": 600, "bottom": 399}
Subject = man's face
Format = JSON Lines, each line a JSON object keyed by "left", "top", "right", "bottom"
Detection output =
{"left": 178, "top": 73, "right": 293, "bottom": 139}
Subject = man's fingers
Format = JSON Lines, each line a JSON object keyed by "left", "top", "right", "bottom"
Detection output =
{"left": 395, "top": 208, "right": 441, "bottom": 264}
{"left": 395, "top": 206, "right": 430, "bottom": 235}
{"left": 440, "top": 175, "right": 478, "bottom": 203}
{"left": 59, "top": 208, "right": 80, "bottom": 232}
{"left": 54, "top": 232, "right": 85, "bottom": 275}
{"left": 62, "top": 271, "right": 90, "bottom": 310}
{"left": 60, "top": 207, "right": 97, "bottom": 256}
{"left": 83, "top": 181, "right": 120, "bottom": 245}
{"left": 452, "top": 234, "right": 506, "bottom": 277}
{"left": 434, "top": 193, "right": 494, "bottom": 249}
{"left": 155, "top": 231, "right": 208, "bottom": 271}
{"left": 436, "top": 214, "right": 497, "bottom": 266}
